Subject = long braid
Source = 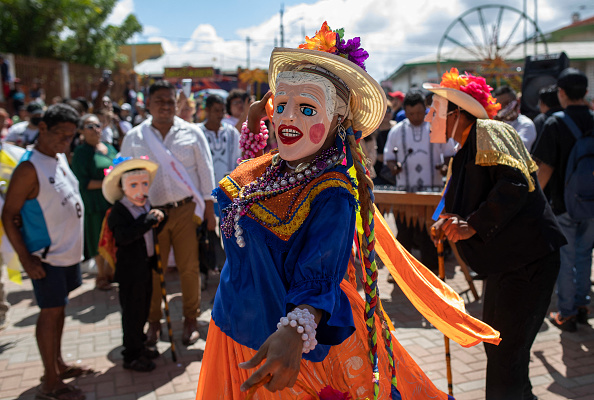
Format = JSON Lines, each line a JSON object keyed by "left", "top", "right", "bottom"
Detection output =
{"left": 346, "top": 131, "right": 398, "bottom": 398}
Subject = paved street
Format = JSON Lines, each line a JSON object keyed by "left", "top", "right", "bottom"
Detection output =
{"left": 1, "top": 223, "right": 593, "bottom": 400}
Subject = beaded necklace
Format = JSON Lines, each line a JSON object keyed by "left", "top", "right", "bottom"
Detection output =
{"left": 221, "top": 146, "right": 345, "bottom": 247}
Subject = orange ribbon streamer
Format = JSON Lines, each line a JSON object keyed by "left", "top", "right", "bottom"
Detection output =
{"left": 373, "top": 205, "right": 501, "bottom": 347}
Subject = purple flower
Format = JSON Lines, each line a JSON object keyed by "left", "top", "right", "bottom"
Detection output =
{"left": 336, "top": 35, "right": 369, "bottom": 71}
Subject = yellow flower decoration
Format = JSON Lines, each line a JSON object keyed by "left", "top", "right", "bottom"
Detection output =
{"left": 440, "top": 68, "right": 467, "bottom": 90}
{"left": 298, "top": 21, "right": 337, "bottom": 53}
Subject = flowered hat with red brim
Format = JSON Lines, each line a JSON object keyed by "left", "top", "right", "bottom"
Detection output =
{"left": 423, "top": 68, "right": 501, "bottom": 119}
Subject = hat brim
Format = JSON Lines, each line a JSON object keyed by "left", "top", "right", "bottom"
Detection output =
{"left": 422, "top": 83, "right": 489, "bottom": 119}
{"left": 269, "top": 48, "right": 386, "bottom": 138}
{"left": 102, "top": 159, "right": 159, "bottom": 204}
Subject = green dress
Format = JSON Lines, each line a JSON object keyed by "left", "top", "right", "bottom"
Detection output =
{"left": 71, "top": 142, "right": 117, "bottom": 259}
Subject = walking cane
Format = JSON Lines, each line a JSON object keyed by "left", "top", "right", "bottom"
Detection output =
{"left": 432, "top": 226, "right": 453, "bottom": 396}
{"left": 153, "top": 228, "right": 177, "bottom": 362}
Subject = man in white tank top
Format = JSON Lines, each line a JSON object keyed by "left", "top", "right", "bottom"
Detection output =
{"left": 1, "top": 104, "right": 89, "bottom": 400}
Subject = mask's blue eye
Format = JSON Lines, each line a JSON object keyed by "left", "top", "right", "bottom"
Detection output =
{"left": 276, "top": 104, "right": 285, "bottom": 113}
{"left": 300, "top": 106, "right": 317, "bottom": 117}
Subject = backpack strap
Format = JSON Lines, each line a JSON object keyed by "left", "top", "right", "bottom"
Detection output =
{"left": 553, "top": 111, "right": 582, "bottom": 140}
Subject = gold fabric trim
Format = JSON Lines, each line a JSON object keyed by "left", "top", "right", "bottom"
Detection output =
{"left": 219, "top": 176, "right": 240, "bottom": 199}
{"left": 220, "top": 174, "right": 356, "bottom": 241}
{"left": 249, "top": 179, "right": 356, "bottom": 240}
{"left": 475, "top": 119, "right": 538, "bottom": 192}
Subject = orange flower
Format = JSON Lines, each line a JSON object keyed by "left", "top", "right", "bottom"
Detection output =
{"left": 440, "top": 68, "right": 467, "bottom": 90}
{"left": 298, "top": 21, "right": 337, "bottom": 53}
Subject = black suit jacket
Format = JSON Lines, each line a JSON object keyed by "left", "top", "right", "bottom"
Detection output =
{"left": 107, "top": 201, "right": 165, "bottom": 282}
{"left": 445, "top": 123, "right": 566, "bottom": 274}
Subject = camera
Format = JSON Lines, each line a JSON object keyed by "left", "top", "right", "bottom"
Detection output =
{"left": 102, "top": 69, "right": 112, "bottom": 81}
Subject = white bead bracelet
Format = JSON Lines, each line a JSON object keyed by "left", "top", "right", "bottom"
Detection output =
{"left": 276, "top": 307, "right": 318, "bottom": 353}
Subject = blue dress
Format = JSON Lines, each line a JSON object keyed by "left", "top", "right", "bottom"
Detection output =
{"left": 212, "top": 152, "right": 358, "bottom": 362}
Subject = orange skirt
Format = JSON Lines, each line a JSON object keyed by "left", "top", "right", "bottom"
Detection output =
{"left": 196, "top": 280, "right": 450, "bottom": 400}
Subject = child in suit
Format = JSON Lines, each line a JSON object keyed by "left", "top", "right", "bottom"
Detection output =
{"left": 102, "top": 157, "right": 165, "bottom": 372}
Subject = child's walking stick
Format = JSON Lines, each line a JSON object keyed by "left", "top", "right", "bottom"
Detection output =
{"left": 153, "top": 228, "right": 177, "bottom": 362}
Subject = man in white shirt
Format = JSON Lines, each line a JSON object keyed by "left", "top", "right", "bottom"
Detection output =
{"left": 121, "top": 80, "right": 216, "bottom": 346}
{"left": 494, "top": 86, "right": 537, "bottom": 152}
{"left": 383, "top": 91, "right": 455, "bottom": 272}
{"left": 199, "top": 95, "right": 241, "bottom": 184}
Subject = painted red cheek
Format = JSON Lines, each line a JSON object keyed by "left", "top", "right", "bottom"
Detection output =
{"left": 309, "top": 123, "right": 326, "bottom": 144}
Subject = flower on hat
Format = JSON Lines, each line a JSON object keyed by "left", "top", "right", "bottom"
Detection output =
{"left": 298, "top": 22, "right": 369, "bottom": 71}
{"left": 299, "top": 21, "right": 337, "bottom": 53}
{"left": 440, "top": 68, "right": 501, "bottom": 119}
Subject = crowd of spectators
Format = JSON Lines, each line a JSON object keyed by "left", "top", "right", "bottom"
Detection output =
{"left": 0, "top": 71, "right": 275, "bottom": 394}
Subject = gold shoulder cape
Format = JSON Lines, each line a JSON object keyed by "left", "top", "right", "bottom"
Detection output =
{"left": 475, "top": 119, "right": 538, "bottom": 192}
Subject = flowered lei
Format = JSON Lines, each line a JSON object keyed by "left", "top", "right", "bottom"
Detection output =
{"left": 440, "top": 67, "right": 501, "bottom": 119}
{"left": 298, "top": 21, "right": 369, "bottom": 71}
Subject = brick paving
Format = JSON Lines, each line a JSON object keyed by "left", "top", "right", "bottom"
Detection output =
{"left": 1, "top": 221, "right": 593, "bottom": 399}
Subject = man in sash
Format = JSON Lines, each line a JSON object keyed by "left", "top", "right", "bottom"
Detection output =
{"left": 120, "top": 80, "right": 216, "bottom": 346}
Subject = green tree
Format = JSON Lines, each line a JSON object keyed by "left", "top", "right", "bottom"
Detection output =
{"left": 0, "top": 0, "right": 142, "bottom": 68}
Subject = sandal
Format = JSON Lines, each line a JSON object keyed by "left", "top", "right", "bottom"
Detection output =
{"left": 36, "top": 385, "right": 85, "bottom": 400}
{"left": 40, "top": 365, "right": 95, "bottom": 382}
{"left": 549, "top": 311, "right": 577, "bottom": 332}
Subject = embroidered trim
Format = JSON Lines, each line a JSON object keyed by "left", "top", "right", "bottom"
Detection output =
{"left": 216, "top": 185, "right": 358, "bottom": 252}
{"left": 220, "top": 173, "right": 357, "bottom": 242}
{"left": 248, "top": 177, "right": 357, "bottom": 240}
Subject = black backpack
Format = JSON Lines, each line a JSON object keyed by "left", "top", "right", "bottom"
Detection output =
{"left": 554, "top": 111, "right": 594, "bottom": 219}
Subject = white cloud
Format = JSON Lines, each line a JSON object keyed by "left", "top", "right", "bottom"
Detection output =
{"left": 106, "top": 0, "right": 134, "bottom": 26}
{"left": 143, "top": 25, "right": 161, "bottom": 36}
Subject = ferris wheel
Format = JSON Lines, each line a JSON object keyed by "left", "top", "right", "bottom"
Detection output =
{"left": 437, "top": 5, "right": 549, "bottom": 78}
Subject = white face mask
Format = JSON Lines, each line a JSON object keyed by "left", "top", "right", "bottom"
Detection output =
{"left": 273, "top": 78, "right": 333, "bottom": 162}
{"left": 121, "top": 170, "right": 150, "bottom": 206}
{"left": 425, "top": 95, "right": 448, "bottom": 143}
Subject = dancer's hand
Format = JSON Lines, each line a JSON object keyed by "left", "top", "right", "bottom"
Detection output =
{"left": 239, "top": 325, "right": 303, "bottom": 392}
{"left": 246, "top": 91, "right": 273, "bottom": 135}
{"left": 438, "top": 213, "right": 476, "bottom": 243}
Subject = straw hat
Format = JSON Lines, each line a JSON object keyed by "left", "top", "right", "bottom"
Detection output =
{"left": 269, "top": 48, "right": 386, "bottom": 138}
{"left": 102, "top": 157, "right": 159, "bottom": 204}
{"left": 422, "top": 83, "right": 489, "bottom": 119}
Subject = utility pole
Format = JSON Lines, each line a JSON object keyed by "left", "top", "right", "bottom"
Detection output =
{"left": 534, "top": 0, "right": 538, "bottom": 54}
{"left": 523, "top": 0, "right": 527, "bottom": 59}
{"left": 280, "top": 3, "right": 285, "bottom": 47}
{"left": 246, "top": 36, "right": 251, "bottom": 69}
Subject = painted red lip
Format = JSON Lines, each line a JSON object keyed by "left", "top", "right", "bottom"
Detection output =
{"left": 277, "top": 124, "right": 303, "bottom": 145}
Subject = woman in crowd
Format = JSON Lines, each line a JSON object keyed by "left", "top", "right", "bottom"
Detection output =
{"left": 223, "top": 88, "right": 251, "bottom": 131}
{"left": 71, "top": 114, "right": 117, "bottom": 290}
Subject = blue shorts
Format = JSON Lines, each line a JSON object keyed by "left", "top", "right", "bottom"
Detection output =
{"left": 32, "top": 262, "right": 82, "bottom": 308}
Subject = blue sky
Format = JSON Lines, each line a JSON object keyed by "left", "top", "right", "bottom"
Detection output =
{"left": 108, "top": 0, "right": 594, "bottom": 81}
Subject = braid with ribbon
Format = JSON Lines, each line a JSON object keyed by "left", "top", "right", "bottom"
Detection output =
{"left": 342, "top": 123, "right": 398, "bottom": 399}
